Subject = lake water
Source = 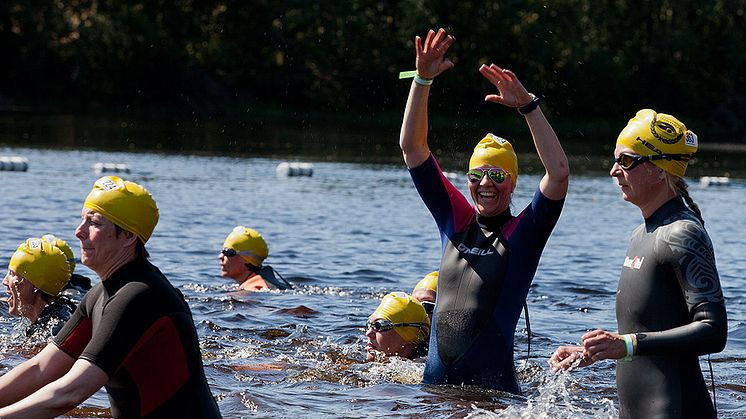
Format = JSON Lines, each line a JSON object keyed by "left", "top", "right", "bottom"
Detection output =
{"left": 0, "top": 145, "right": 744, "bottom": 418}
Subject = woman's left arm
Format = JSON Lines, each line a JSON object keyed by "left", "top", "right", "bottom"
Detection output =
{"left": 635, "top": 222, "right": 727, "bottom": 355}
{"left": 479, "top": 64, "right": 569, "bottom": 200}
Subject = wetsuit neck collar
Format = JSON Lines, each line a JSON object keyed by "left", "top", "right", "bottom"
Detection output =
{"left": 645, "top": 197, "right": 687, "bottom": 228}
{"left": 476, "top": 208, "right": 512, "bottom": 231}
{"left": 103, "top": 256, "right": 151, "bottom": 292}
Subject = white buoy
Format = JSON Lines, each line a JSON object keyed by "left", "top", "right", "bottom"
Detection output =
{"left": 276, "top": 162, "right": 313, "bottom": 177}
{"left": 699, "top": 176, "right": 730, "bottom": 187}
{"left": 0, "top": 156, "right": 29, "bottom": 172}
{"left": 93, "top": 163, "right": 130, "bottom": 175}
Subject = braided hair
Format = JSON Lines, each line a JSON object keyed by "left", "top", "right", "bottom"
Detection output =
{"left": 668, "top": 176, "right": 705, "bottom": 227}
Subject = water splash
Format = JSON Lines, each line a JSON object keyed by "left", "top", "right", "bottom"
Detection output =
{"left": 465, "top": 366, "right": 618, "bottom": 419}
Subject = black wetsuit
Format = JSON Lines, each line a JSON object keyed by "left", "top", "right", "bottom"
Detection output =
{"left": 616, "top": 198, "right": 727, "bottom": 419}
{"left": 53, "top": 257, "right": 222, "bottom": 418}
{"left": 26, "top": 296, "right": 76, "bottom": 338}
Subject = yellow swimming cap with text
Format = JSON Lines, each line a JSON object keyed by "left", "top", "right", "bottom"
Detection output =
{"left": 84, "top": 176, "right": 159, "bottom": 244}
{"left": 223, "top": 226, "right": 269, "bottom": 267}
{"left": 468, "top": 133, "right": 518, "bottom": 188}
{"left": 9, "top": 238, "right": 71, "bottom": 296}
{"left": 616, "top": 109, "right": 698, "bottom": 177}
{"left": 371, "top": 292, "right": 429, "bottom": 344}
{"left": 41, "top": 234, "right": 76, "bottom": 273}
{"left": 412, "top": 271, "right": 438, "bottom": 293}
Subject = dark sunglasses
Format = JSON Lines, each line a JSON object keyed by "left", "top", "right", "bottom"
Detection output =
{"left": 614, "top": 153, "right": 691, "bottom": 171}
{"left": 366, "top": 319, "right": 426, "bottom": 332}
{"left": 467, "top": 168, "right": 508, "bottom": 184}
{"left": 420, "top": 301, "right": 435, "bottom": 314}
{"left": 221, "top": 248, "right": 255, "bottom": 258}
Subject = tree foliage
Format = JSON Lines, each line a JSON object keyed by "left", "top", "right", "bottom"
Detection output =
{"left": 1, "top": 1, "right": 744, "bottom": 139}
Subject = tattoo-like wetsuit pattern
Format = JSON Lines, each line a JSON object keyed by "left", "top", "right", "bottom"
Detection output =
{"left": 616, "top": 198, "right": 727, "bottom": 419}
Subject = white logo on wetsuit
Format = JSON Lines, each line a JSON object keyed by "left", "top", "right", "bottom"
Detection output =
{"left": 457, "top": 243, "right": 495, "bottom": 256}
{"left": 623, "top": 256, "right": 645, "bottom": 269}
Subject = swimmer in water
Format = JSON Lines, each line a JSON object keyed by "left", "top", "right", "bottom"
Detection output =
{"left": 219, "top": 226, "right": 292, "bottom": 291}
{"left": 411, "top": 271, "right": 437, "bottom": 321}
{"left": 3, "top": 238, "right": 74, "bottom": 338}
{"left": 550, "top": 109, "right": 727, "bottom": 419}
{"left": 40, "top": 234, "right": 92, "bottom": 294}
{"left": 400, "top": 28, "right": 569, "bottom": 393}
{"left": 366, "top": 292, "right": 430, "bottom": 361}
{"left": 0, "top": 176, "right": 221, "bottom": 418}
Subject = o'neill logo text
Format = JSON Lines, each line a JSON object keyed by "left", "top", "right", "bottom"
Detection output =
{"left": 623, "top": 256, "right": 645, "bottom": 269}
{"left": 457, "top": 243, "right": 495, "bottom": 256}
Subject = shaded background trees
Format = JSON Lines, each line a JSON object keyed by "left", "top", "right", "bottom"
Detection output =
{"left": 1, "top": 0, "right": 744, "bottom": 141}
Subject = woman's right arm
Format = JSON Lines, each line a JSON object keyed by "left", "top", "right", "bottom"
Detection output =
{"left": 400, "top": 28, "right": 455, "bottom": 169}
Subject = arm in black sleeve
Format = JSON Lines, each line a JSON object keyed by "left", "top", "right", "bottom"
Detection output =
{"left": 636, "top": 219, "right": 727, "bottom": 356}
{"left": 636, "top": 301, "right": 727, "bottom": 355}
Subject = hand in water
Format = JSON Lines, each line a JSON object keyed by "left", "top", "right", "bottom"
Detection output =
{"left": 415, "top": 28, "right": 455, "bottom": 79}
{"left": 549, "top": 345, "right": 594, "bottom": 373}
{"left": 479, "top": 64, "right": 534, "bottom": 108}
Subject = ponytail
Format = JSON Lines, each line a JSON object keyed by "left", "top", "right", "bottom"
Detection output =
{"left": 674, "top": 178, "right": 705, "bottom": 227}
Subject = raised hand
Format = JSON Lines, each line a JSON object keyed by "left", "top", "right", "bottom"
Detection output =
{"left": 479, "top": 64, "right": 533, "bottom": 108}
{"left": 415, "top": 28, "right": 455, "bottom": 79}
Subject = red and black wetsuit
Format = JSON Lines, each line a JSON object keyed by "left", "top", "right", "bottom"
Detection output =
{"left": 53, "top": 257, "right": 222, "bottom": 418}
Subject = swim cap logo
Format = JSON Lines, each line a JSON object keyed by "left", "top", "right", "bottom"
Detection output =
{"left": 685, "top": 131, "right": 698, "bottom": 147}
{"left": 650, "top": 115, "right": 684, "bottom": 145}
{"left": 95, "top": 177, "right": 120, "bottom": 192}
{"left": 28, "top": 238, "right": 42, "bottom": 250}
{"left": 485, "top": 133, "right": 508, "bottom": 145}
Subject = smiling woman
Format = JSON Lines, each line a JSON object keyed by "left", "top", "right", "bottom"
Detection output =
{"left": 398, "top": 27, "right": 569, "bottom": 393}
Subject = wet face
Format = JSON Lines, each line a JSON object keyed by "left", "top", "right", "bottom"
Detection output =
{"left": 75, "top": 208, "right": 131, "bottom": 275}
{"left": 467, "top": 166, "right": 513, "bottom": 217}
{"left": 219, "top": 250, "right": 250, "bottom": 280}
{"left": 610, "top": 145, "right": 665, "bottom": 207}
{"left": 365, "top": 317, "right": 412, "bottom": 361}
{"left": 3, "top": 269, "right": 37, "bottom": 318}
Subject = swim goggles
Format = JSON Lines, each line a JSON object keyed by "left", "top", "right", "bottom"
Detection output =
{"left": 614, "top": 152, "right": 691, "bottom": 171}
{"left": 366, "top": 319, "right": 427, "bottom": 333}
{"left": 420, "top": 301, "right": 435, "bottom": 315}
{"left": 467, "top": 168, "right": 508, "bottom": 184}
{"left": 221, "top": 248, "right": 259, "bottom": 259}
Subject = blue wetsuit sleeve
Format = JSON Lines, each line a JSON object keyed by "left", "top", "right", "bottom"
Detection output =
{"left": 635, "top": 222, "right": 727, "bottom": 356}
{"left": 409, "top": 154, "right": 474, "bottom": 238}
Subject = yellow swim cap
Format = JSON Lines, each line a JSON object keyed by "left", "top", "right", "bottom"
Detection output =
{"left": 223, "top": 226, "right": 269, "bottom": 267}
{"left": 371, "top": 292, "right": 430, "bottom": 345}
{"left": 84, "top": 176, "right": 159, "bottom": 244}
{"left": 412, "top": 271, "right": 438, "bottom": 293}
{"left": 469, "top": 133, "right": 518, "bottom": 188}
{"left": 616, "top": 109, "right": 698, "bottom": 177}
{"left": 41, "top": 234, "right": 76, "bottom": 273}
{"left": 9, "top": 238, "right": 71, "bottom": 296}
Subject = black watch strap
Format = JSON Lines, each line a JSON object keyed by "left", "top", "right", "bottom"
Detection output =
{"left": 517, "top": 93, "right": 541, "bottom": 115}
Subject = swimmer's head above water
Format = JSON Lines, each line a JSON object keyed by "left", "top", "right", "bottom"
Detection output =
{"left": 412, "top": 271, "right": 437, "bottom": 318}
{"left": 468, "top": 134, "right": 518, "bottom": 216}
{"left": 77, "top": 176, "right": 159, "bottom": 278}
{"left": 220, "top": 226, "right": 270, "bottom": 290}
{"left": 366, "top": 292, "right": 430, "bottom": 361}
{"left": 3, "top": 238, "right": 71, "bottom": 321}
